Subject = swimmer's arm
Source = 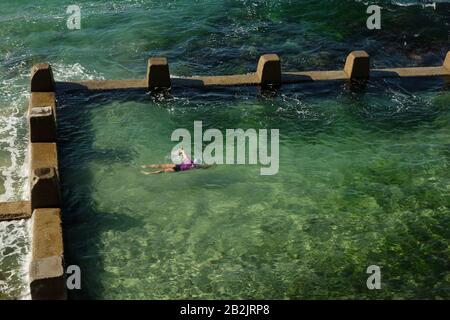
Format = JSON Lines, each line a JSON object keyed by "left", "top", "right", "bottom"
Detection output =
{"left": 180, "top": 149, "right": 191, "bottom": 163}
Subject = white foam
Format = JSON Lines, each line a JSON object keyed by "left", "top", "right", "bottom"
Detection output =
{"left": 0, "top": 61, "right": 103, "bottom": 299}
{"left": 18, "top": 219, "right": 32, "bottom": 300}
{"left": 52, "top": 62, "right": 105, "bottom": 81}
{"left": 0, "top": 219, "right": 31, "bottom": 299}
{"left": 0, "top": 70, "right": 31, "bottom": 298}
{"left": 390, "top": 0, "right": 449, "bottom": 7}
{"left": 0, "top": 110, "right": 28, "bottom": 203}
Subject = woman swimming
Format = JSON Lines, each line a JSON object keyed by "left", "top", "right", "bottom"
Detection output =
{"left": 141, "top": 148, "right": 210, "bottom": 175}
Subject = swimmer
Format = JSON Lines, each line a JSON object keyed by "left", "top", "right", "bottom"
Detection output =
{"left": 141, "top": 147, "right": 211, "bottom": 175}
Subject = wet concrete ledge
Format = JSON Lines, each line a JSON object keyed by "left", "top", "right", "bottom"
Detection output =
{"left": 0, "top": 201, "right": 31, "bottom": 221}
{"left": 29, "top": 208, "right": 66, "bottom": 300}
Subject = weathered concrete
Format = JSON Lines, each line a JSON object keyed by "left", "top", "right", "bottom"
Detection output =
{"left": 257, "top": 54, "right": 281, "bottom": 86}
{"left": 31, "top": 143, "right": 59, "bottom": 172}
{"left": 29, "top": 107, "right": 57, "bottom": 143}
{"left": 60, "top": 79, "right": 146, "bottom": 91}
{"left": 27, "top": 65, "right": 63, "bottom": 299}
{"left": 30, "top": 92, "right": 57, "bottom": 113}
{"left": 28, "top": 92, "right": 57, "bottom": 142}
{"left": 344, "top": 51, "right": 370, "bottom": 79}
{"left": 444, "top": 51, "right": 450, "bottom": 71}
{"left": 0, "top": 201, "right": 31, "bottom": 221}
{"left": 283, "top": 70, "right": 348, "bottom": 82}
{"left": 31, "top": 209, "right": 64, "bottom": 259}
{"left": 189, "top": 74, "right": 259, "bottom": 86}
{"left": 147, "top": 57, "right": 171, "bottom": 90}
{"left": 31, "top": 64, "right": 55, "bottom": 92}
{"left": 30, "top": 167, "right": 61, "bottom": 210}
{"left": 371, "top": 66, "right": 450, "bottom": 78}
{"left": 29, "top": 208, "right": 66, "bottom": 300}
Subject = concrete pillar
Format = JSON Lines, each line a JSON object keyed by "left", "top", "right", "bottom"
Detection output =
{"left": 31, "top": 64, "right": 55, "bottom": 92}
{"left": 257, "top": 54, "right": 281, "bottom": 87}
{"left": 29, "top": 107, "right": 57, "bottom": 142}
{"left": 30, "top": 168, "right": 61, "bottom": 210}
{"left": 147, "top": 57, "right": 171, "bottom": 90}
{"left": 444, "top": 51, "right": 450, "bottom": 70}
{"left": 344, "top": 51, "right": 370, "bottom": 80}
{"left": 29, "top": 208, "right": 66, "bottom": 300}
{"left": 29, "top": 92, "right": 57, "bottom": 142}
{"left": 0, "top": 201, "right": 31, "bottom": 221}
{"left": 30, "top": 92, "right": 57, "bottom": 113}
{"left": 31, "top": 143, "right": 59, "bottom": 171}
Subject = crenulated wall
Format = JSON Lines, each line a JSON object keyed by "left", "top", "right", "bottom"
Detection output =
{"left": 0, "top": 50, "right": 448, "bottom": 299}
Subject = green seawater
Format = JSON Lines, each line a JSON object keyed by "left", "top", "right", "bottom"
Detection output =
{"left": 1, "top": 0, "right": 449, "bottom": 299}
{"left": 59, "top": 81, "right": 450, "bottom": 299}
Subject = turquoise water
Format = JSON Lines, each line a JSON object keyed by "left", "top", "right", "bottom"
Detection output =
{"left": 59, "top": 81, "right": 450, "bottom": 299}
{"left": 1, "top": 0, "right": 450, "bottom": 299}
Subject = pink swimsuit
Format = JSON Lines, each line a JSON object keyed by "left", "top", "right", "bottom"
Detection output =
{"left": 179, "top": 159, "right": 194, "bottom": 171}
{"left": 177, "top": 154, "right": 195, "bottom": 171}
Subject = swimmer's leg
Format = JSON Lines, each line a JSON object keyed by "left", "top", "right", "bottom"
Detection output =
{"left": 141, "top": 168, "right": 176, "bottom": 175}
{"left": 141, "top": 170, "right": 163, "bottom": 175}
{"left": 141, "top": 164, "right": 176, "bottom": 169}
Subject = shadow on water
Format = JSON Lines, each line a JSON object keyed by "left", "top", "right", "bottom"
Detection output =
{"left": 57, "top": 76, "right": 449, "bottom": 136}
{"left": 57, "top": 91, "right": 144, "bottom": 299}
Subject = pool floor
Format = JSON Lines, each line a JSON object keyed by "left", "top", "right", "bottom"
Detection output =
{"left": 58, "top": 82, "right": 450, "bottom": 299}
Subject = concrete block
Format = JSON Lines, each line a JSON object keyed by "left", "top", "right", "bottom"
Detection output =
{"left": 444, "top": 51, "right": 450, "bottom": 70}
{"left": 344, "top": 51, "right": 370, "bottom": 79}
{"left": 31, "top": 208, "right": 64, "bottom": 258}
{"left": 30, "top": 168, "right": 61, "bottom": 210}
{"left": 31, "top": 64, "right": 55, "bottom": 92}
{"left": 30, "top": 208, "right": 65, "bottom": 300}
{"left": 30, "top": 209, "right": 66, "bottom": 300}
{"left": 147, "top": 57, "right": 171, "bottom": 89}
{"left": 30, "top": 92, "right": 57, "bottom": 113}
{"left": 0, "top": 201, "right": 31, "bottom": 221}
{"left": 29, "top": 107, "right": 57, "bottom": 142}
{"left": 257, "top": 54, "right": 281, "bottom": 87}
{"left": 31, "top": 143, "right": 59, "bottom": 172}
{"left": 29, "top": 258, "right": 66, "bottom": 300}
